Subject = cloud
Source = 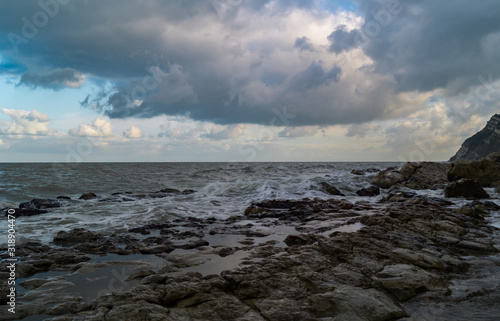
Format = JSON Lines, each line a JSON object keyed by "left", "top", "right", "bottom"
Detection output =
{"left": 278, "top": 126, "right": 321, "bottom": 138}
{"left": 294, "top": 37, "right": 316, "bottom": 51}
{"left": 0, "top": 0, "right": 499, "bottom": 130}
{"left": 18, "top": 68, "right": 85, "bottom": 90}
{"left": 345, "top": 123, "right": 380, "bottom": 138}
{"left": 69, "top": 118, "right": 112, "bottom": 137}
{"left": 0, "top": 108, "right": 56, "bottom": 136}
{"left": 123, "top": 125, "right": 143, "bottom": 138}
{"left": 327, "top": 25, "right": 360, "bottom": 54}
{"left": 202, "top": 124, "right": 246, "bottom": 140}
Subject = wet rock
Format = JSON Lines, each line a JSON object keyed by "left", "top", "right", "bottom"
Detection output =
{"left": 218, "top": 247, "right": 237, "bottom": 257}
{"left": 4, "top": 207, "right": 48, "bottom": 217}
{"left": 351, "top": 169, "right": 365, "bottom": 175}
{"left": 104, "top": 301, "right": 171, "bottom": 321}
{"left": 57, "top": 196, "right": 71, "bottom": 200}
{"left": 379, "top": 191, "right": 417, "bottom": 203}
{"left": 139, "top": 245, "right": 173, "bottom": 254}
{"left": 53, "top": 228, "right": 100, "bottom": 246}
{"left": 79, "top": 192, "right": 97, "bottom": 200}
{"left": 448, "top": 159, "right": 500, "bottom": 187}
{"left": 372, "top": 167, "right": 405, "bottom": 189}
{"left": 284, "top": 234, "right": 315, "bottom": 246}
{"left": 20, "top": 198, "right": 61, "bottom": 209}
{"left": 308, "top": 285, "right": 406, "bottom": 320}
{"left": 398, "top": 162, "right": 451, "bottom": 189}
{"left": 175, "top": 239, "right": 209, "bottom": 250}
{"left": 356, "top": 186, "right": 380, "bottom": 197}
{"left": 320, "top": 182, "right": 345, "bottom": 196}
{"left": 374, "top": 264, "right": 448, "bottom": 301}
{"left": 445, "top": 179, "right": 490, "bottom": 199}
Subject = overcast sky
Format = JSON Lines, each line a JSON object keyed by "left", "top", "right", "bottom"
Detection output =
{"left": 0, "top": 0, "right": 499, "bottom": 162}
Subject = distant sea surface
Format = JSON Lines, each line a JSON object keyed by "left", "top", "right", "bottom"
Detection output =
{"left": 1, "top": 162, "right": 498, "bottom": 247}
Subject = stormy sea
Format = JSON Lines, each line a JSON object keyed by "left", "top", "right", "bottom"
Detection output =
{"left": 1, "top": 162, "right": 500, "bottom": 320}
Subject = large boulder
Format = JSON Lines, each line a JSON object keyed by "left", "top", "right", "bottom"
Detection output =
{"left": 4, "top": 208, "right": 48, "bottom": 217}
{"left": 448, "top": 159, "right": 500, "bottom": 187}
{"left": 444, "top": 179, "right": 490, "bottom": 199}
{"left": 53, "top": 228, "right": 100, "bottom": 246}
{"left": 399, "top": 162, "right": 451, "bottom": 189}
{"left": 320, "top": 182, "right": 345, "bottom": 196}
{"left": 79, "top": 192, "right": 97, "bottom": 200}
{"left": 372, "top": 167, "right": 404, "bottom": 189}
{"left": 356, "top": 186, "right": 380, "bottom": 197}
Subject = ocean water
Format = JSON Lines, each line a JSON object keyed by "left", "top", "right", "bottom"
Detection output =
{"left": 0, "top": 162, "right": 499, "bottom": 248}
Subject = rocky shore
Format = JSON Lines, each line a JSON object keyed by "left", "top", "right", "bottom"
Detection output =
{"left": 2, "top": 157, "right": 500, "bottom": 320}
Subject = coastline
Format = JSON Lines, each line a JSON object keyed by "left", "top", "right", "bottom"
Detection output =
{"left": 1, "top": 160, "right": 500, "bottom": 320}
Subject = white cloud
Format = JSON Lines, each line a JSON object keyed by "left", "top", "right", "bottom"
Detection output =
{"left": 278, "top": 126, "right": 321, "bottom": 138}
{"left": 123, "top": 125, "right": 143, "bottom": 138}
{"left": 0, "top": 108, "right": 56, "bottom": 136}
{"left": 202, "top": 124, "right": 246, "bottom": 140}
{"left": 69, "top": 118, "right": 113, "bottom": 137}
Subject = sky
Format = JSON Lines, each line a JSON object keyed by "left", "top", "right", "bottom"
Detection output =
{"left": 0, "top": 0, "right": 499, "bottom": 162}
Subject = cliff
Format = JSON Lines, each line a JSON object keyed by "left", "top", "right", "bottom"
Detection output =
{"left": 450, "top": 114, "right": 500, "bottom": 161}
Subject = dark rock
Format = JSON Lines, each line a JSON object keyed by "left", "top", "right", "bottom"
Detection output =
{"left": 19, "top": 198, "right": 61, "bottom": 209}
{"left": 372, "top": 167, "right": 405, "bottom": 189}
{"left": 57, "top": 196, "right": 72, "bottom": 200}
{"left": 53, "top": 228, "right": 100, "bottom": 246}
{"left": 218, "top": 247, "right": 237, "bottom": 257}
{"left": 320, "top": 182, "right": 345, "bottom": 196}
{"left": 356, "top": 186, "right": 380, "bottom": 197}
{"left": 398, "top": 162, "right": 451, "bottom": 189}
{"left": 79, "top": 192, "right": 97, "bottom": 200}
{"left": 284, "top": 234, "right": 315, "bottom": 246}
{"left": 365, "top": 168, "right": 381, "bottom": 173}
{"left": 448, "top": 159, "right": 500, "bottom": 187}
{"left": 176, "top": 239, "right": 209, "bottom": 250}
{"left": 4, "top": 207, "right": 48, "bottom": 217}
{"left": 445, "top": 179, "right": 490, "bottom": 199}
{"left": 450, "top": 114, "right": 500, "bottom": 161}
{"left": 351, "top": 169, "right": 365, "bottom": 175}
{"left": 159, "top": 188, "right": 180, "bottom": 193}
{"left": 182, "top": 189, "right": 196, "bottom": 194}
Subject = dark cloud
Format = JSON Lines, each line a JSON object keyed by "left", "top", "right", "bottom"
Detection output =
{"left": 18, "top": 68, "right": 83, "bottom": 89}
{"left": 0, "top": 0, "right": 498, "bottom": 126}
{"left": 294, "top": 37, "right": 315, "bottom": 51}
{"left": 288, "top": 62, "right": 341, "bottom": 91}
{"left": 350, "top": 0, "right": 500, "bottom": 94}
{"left": 327, "top": 25, "right": 360, "bottom": 54}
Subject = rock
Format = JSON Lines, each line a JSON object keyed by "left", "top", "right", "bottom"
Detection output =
{"left": 159, "top": 188, "right": 180, "bottom": 193}
{"left": 79, "top": 192, "right": 97, "bottom": 200}
{"left": 308, "top": 285, "right": 406, "bottom": 320}
{"left": 399, "top": 162, "right": 451, "bottom": 189}
{"left": 450, "top": 114, "right": 500, "bottom": 161}
{"left": 320, "top": 182, "right": 345, "bottom": 196}
{"left": 20, "top": 198, "right": 61, "bottom": 209}
{"left": 448, "top": 159, "right": 500, "bottom": 187}
{"left": 53, "top": 228, "right": 100, "bottom": 246}
{"left": 496, "top": 185, "right": 500, "bottom": 194}
{"left": 445, "top": 179, "right": 490, "bottom": 199}
{"left": 351, "top": 169, "right": 365, "bottom": 175}
{"left": 4, "top": 207, "right": 48, "bottom": 217}
{"left": 57, "top": 196, "right": 72, "bottom": 200}
{"left": 372, "top": 167, "right": 405, "bottom": 189}
{"left": 218, "top": 247, "right": 237, "bottom": 257}
{"left": 486, "top": 151, "right": 500, "bottom": 162}
{"left": 104, "top": 301, "right": 170, "bottom": 321}
{"left": 139, "top": 245, "right": 173, "bottom": 254}
{"left": 356, "top": 186, "right": 380, "bottom": 197}
{"left": 283, "top": 234, "right": 315, "bottom": 246}
{"left": 175, "top": 239, "right": 209, "bottom": 250}
{"left": 374, "top": 264, "right": 448, "bottom": 301}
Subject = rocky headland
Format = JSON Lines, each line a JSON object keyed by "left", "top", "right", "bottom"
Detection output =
{"left": 1, "top": 155, "right": 500, "bottom": 320}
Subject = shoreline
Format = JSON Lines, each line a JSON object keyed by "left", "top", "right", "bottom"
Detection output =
{"left": 2, "top": 159, "right": 500, "bottom": 320}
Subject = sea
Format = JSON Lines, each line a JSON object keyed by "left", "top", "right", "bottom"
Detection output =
{"left": 0, "top": 162, "right": 499, "bottom": 248}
